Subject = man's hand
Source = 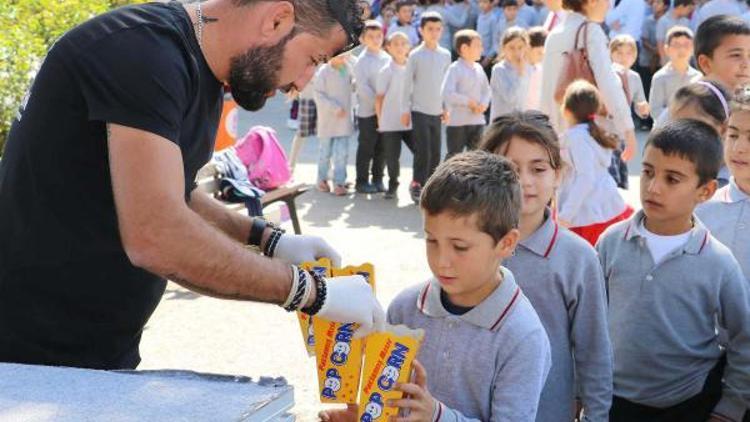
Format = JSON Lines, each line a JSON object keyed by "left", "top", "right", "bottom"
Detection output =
{"left": 390, "top": 360, "right": 436, "bottom": 422}
{"left": 401, "top": 112, "right": 411, "bottom": 128}
{"left": 274, "top": 234, "right": 342, "bottom": 267}
{"left": 317, "top": 275, "right": 385, "bottom": 337}
{"left": 319, "top": 404, "right": 358, "bottom": 422}
{"left": 622, "top": 130, "right": 638, "bottom": 162}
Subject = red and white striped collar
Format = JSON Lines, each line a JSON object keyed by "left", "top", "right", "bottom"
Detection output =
{"left": 519, "top": 209, "right": 559, "bottom": 258}
{"left": 416, "top": 267, "right": 523, "bottom": 332}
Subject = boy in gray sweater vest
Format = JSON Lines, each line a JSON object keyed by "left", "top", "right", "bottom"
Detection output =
{"left": 387, "top": 151, "right": 551, "bottom": 421}
{"left": 597, "top": 120, "right": 750, "bottom": 422}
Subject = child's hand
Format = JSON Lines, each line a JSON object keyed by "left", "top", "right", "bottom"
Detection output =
{"left": 477, "top": 104, "right": 488, "bottom": 114}
{"left": 622, "top": 132, "right": 637, "bottom": 162}
{"left": 441, "top": 111, "right": 450, "bottom": 124}
{"left": 401, "top": 112, "right": 411, "bottom": 127}
{"left": 336, "top": 108, "right": 347, "bottom": 118}
{"left": 389, "top": 360, "right": 436, "bottom": 422}
{"left": 467, "top": 99, "right": 479, "bottom": 111}
{"left": 319, "top": 404, "right": 358, "bottom": 422}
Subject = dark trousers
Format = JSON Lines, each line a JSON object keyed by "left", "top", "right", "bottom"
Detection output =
{"left": 382, "top": 130, "right": 412, "bottom": 189}
{"left": 610, "top": 357, "right": 727, "bottom": 422}
{"left": 446, "top": 124, "right": 483, "bottom": 161}
{"left": 356, "top": 116, "right": 384, "bottom": 185}
{"left": 412, "top": 112, "right": 442, "bottom": 186}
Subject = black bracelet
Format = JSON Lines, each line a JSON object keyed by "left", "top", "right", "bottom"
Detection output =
{"left": 263, "top": 228, "right": 283, "bottom": 257}
{"left": 283, "top": 267, "right": 309, "bottom": 312}
{"left": 301, "top": 271, "right": 327, "bottom": 316}
{"left": 247, "top": 218, "right": 267, "bottom": 247}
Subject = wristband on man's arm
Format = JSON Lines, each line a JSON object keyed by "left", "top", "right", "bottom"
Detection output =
{"left": 247, "top": 217, "right": 267, "bottom": 247}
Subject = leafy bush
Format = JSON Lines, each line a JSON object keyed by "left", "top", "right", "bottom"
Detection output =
{"left": 0, "top": 0, "right": 144, "bottom": 155}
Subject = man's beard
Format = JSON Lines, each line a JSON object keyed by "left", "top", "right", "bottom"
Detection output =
{"left": 228, "top": 31, "right": 295, "bottom": 111}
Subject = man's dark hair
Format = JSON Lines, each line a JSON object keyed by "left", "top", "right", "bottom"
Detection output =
{"left": 420, "top": 10, "right": 444, "bottom": 28}
{"left": 421, "top": 151, "right": 521, "bottom": 243}
{"left": 695, "top": 15, "right": 750, "bottom": 63}
{"left": 644, "top": 119, "right": 723, "bottom": 186}
{"left": 233, "top": 0, "right": 365, "bottom": 48}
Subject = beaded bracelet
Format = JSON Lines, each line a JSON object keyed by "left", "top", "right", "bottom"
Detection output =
{"left": 283, "top": 266, "right": 309, "bottom": 312}
{"left": 263, "top": 227, "right": 284, "bottom": 257}
{"left": 301, "top": 271, "right": 327, "bottom": 316}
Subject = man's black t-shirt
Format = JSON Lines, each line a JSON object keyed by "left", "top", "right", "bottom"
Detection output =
{"left": 0, "top": 2, "right": 222, "bottom": 369}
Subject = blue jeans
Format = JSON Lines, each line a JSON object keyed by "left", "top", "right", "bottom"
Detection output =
{"left": 318, "top": 136, "right": 349, "bottom": 186}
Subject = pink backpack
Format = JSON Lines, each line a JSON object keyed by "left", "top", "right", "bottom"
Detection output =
{"left": 234, "top": 125, "right": 291, "bottom": 191}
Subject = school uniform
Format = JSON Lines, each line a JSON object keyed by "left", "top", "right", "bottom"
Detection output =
{"left": 376, "top": 61, "right": 413, "bottom": 191}
{"left": 476, "top": 10, "right": 500, "bottom": 61}
{"left": 489, "top": 60, "right": 531, "bottom": 122}
{"left": 387, "top": 267, "right": 552, "bottom": 422}
{"left": 313, "top": 64, "right": 354, "bottom": 186}
{"left": 605, "top": 0, "right": 647, "bottom": 40}
{"left": 597, "top": 211, "right": 750, "bottom": 422}
{"left": 388, "top": 21, "right": 420, "bottom": 48}
{"left": 558, "top": 123, "right": 632, "bottom": 245}
{"left": 443, "top": 3, "right": 471, "bottom": 52}
{"left": 517, "top": 4, "right": 538, "bottom": 28}
{"left": 655, "top": 13, "right": 691, "bottom": 47}
{"left": 441, "top": 59, "right": 491, "bottom": 159}
{"left": 696, "top": 178, "right": 750, "bottom": 282}
{"left": 354, "top": 49, "right": 391, "bottom": 187}
{"left": 505, "top": 211, "right": 613, "bottom": 422}
{"left": 648, "top": 62, "right": 702, "bottom": 121}
{"left": 404, "top": 44, "right": 452, "bottom": 186}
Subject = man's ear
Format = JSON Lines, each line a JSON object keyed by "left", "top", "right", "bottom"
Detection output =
{"left": 258, "top": 1, "right": 295, "bottom": 42}
{"left": 495, "top": 229, "right": 520, "bottom": 259}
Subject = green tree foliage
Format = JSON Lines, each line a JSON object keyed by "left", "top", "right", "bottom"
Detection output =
{"left": 0, "top": 0, "right": 144, "bottom": 155}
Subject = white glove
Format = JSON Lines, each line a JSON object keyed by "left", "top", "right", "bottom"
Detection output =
{"left": 317, "top": 275, "right": 386, "bottom": 338}
{"left": 274, "top": 234, "right": 342, "bottom": 267}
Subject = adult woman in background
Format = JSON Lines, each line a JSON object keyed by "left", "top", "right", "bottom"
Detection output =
{"left": 539, "top": 0, "right": 637, "bottom": 162}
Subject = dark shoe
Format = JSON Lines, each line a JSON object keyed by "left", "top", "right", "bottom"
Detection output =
{"left": 409, "top": 181, "right": 421, "bottom": 204}
{"left": 384, "top": 188, "right": 397, "bottom": 200}
{"left": 372, "top": 180, "right": 386, "bottom": 193}
{"left": 355, "top": 183, "right": 377, "bottom": 194}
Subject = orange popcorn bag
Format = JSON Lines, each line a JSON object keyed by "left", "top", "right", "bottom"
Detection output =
{"left": 358, "top": 325, "right": 424, "bottom": 422}
{"left": 313, "top": 264, "right": 376, "bottom": 403}
{"left": 297, "top": 258, "right": 333, "bottom": 356}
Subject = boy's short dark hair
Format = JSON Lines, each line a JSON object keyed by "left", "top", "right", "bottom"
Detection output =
{"left": 421, "top": 151, "right": 521, "bottom": 243}
{"left": 673, "top": 0, "right": 694, "bottom": 7}
{"left": 666, "top": 25, "right": 694, "bottom": 45}
{"left": 419, "top": 10, "right": 444, "bottom": 28}
{"left": 395, "top": 0, "right": 413, "bottom": 13}
{"left": 501, "top": 0, "right": 519, "bottom": 8}
{"left": 454, "top": 29, "right": 480, "bottom": 53}
{"left": 527, "top": 26, "right": 548, "bottom": 48}
{"left": 644, "top": 119, "right": 723, "bottom": 186}
{"left": 695, "top": 15, "right": 750, "bottom": 61}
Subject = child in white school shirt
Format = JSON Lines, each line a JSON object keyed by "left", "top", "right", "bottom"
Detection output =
{"left": 557, "top": 81, "right": 634, "bottom": 246}
{"left": 480, "top": 111, "right": 614, "bottom": 422}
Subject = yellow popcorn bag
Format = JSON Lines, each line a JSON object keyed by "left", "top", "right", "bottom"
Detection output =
{"left": 297, "top": 258, "right": 333, "bottom": 356}
{"left": 314, "top": 265, "right": 376, "bottom": 404}
{"left": 358, "top": 325, "right": 424, "bottom": 422}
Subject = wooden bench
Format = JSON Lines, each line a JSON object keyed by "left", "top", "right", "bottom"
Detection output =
{"left": 196, "top": 163, "right": 309, "bottom": 234}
